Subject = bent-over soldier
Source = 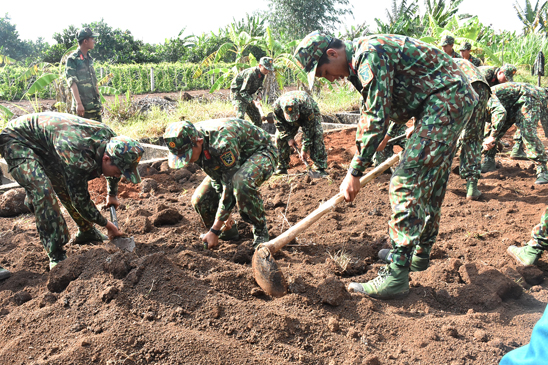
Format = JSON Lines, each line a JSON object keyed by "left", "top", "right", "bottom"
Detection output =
{"left": 294, "top": 31, "right": 477, "bottom": 299}
{"left": 454, "top": 58, "right": 491, "bottom": 200}
{"left": 0, "top": 112, "right": 144, "bottom": 269}
{"left": 164, "top": 118, "right": 278, "bottom": 249}
{"left": 272, "top": 90, "right": 327, "bottom": 175}
{"left": 230, "top": 57, "right": 274, "bottom": 127}
{"left": 482, "top": 82, "right": 548, "bottom": 184}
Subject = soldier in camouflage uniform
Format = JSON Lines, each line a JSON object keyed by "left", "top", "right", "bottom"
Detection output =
{"left": 512, "top": 86, "right": 548, "bottom": 160}
{"left": 0, "top": 112, "right": 144, "bottom": 269}
{"left": 164, "top": 118, "right": 278, "bottom": 249}
{"left": 439, "top": 35, "right": 461, "bottom": 59}
{"left": 459, "top": 42, "right": 482, "bottom": 67}
{"left": 230, "top": 57, "right": 274, "bottom": 127}
{"left": 272, "top": 91, "right": 327, "bottom": 175}
{"left": 479, "top": 64, "right": 517, "bottom": 87}
{"left": 66, "top": 28, "right": 102, "bottom": 122}
{"left": 482, "top": 82, "right": 548, "bottom": 184}
{"left": 508, "top": 205, "right": 548, "bottom": 266}
{"left": 294, "top": 31, "right": 477, "bottom": 299}
{"left": 454, "top": 59, "right": 491, "bottom": 200}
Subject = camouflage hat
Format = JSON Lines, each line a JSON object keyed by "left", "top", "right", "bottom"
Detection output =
{"left": 259, "top": 57, "right": 274, "bottom": 72}
{"left": 282, "top": 101, "right": 300, "bottom": 122}
{"left": 500, "top": 64, "right": 517, "bottom": 81}
{"left": 294, "top": 31, "right": 333, "bottom": 89}
{"left": 459, "top": 42, "right": 472, "bottom": 51}
{"left": 76, "top": 27, "right": 99, "bottom": 42}
{"left": 105, "top": 136, "right": 144, "bottom": 184}
{"left": 163, "top": 121, "right": 200, "bottom": 169}
{"left": 439, "top": 35, "right": 455, "bottom": 46}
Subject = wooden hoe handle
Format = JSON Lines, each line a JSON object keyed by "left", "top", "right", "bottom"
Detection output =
{"left": 263, "top": 153, "right": 400, "bottom": 254}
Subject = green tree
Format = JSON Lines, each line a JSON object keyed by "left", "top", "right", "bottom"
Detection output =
{"left": 424, "top": 0, "right": 464, "bottom": 28}
{"left": 0, "top": 14, "right": 27, "bottom": 60}
{"left": 265, "top": 0, "right": 354, "bottom": 39}
{"left": 513, "top": 0, "right": 548, "bottom": 34}
{"left": 375, "top": 0, "right": 422, "bottom": 36}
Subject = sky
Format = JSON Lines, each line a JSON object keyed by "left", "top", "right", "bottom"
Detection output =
{"left": 4, "top": 0, "right": 524, "bottom": 45}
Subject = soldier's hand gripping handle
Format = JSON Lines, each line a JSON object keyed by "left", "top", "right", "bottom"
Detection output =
{"left": 109, "top": 206, "right": 119, "bottom": 229}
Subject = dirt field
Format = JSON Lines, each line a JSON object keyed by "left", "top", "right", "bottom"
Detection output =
{"left": 1, "top": 124, "right": 548, "bottom": 365}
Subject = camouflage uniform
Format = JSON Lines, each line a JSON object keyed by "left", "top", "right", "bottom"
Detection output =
{"left": 230, "top": 57, "right": 274, "bottom": 127}
{"left": 295, "top": 32, "right": 477, "bottom": 268}
{"left": 164, "top": 118, "right": 278, "bottom": 245}
{"left": 513, "top": 86, "right": 548, "bottom": 153}
{"left": 479, "top": 64, "right": 517, "bottom": 87}
{"left": 459, "top": 42, "right": 482, "bottom": 67}
{"left": 439, "top": 35, "right": 461, "bottom": 59}
{"left": 0, "top": 112, "right": 143, "bottom": 263}
{"left": 66, "top": 49, "right": 102, "bottom": 122}
{"left": 373, "top": 121, "right": 407, "bottom": 167}
{"left": 273, "top": 91, "right": 327, "bottom": 171}
{"left": 454, "top": 59, "right": 491, "bottom": 182}
{"left": 486, "top": 82, "right": 548, "bottom": 173}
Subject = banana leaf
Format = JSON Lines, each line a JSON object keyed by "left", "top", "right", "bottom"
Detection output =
{"left": 0, "top": 105, "right": 14, "bottom": 119}
{"left": 23, "top": 73, "right": 59, "bottom": 98}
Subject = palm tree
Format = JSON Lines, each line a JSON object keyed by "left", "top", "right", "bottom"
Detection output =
{"left": 513, "top": 0, "right": 548, "bottom": 34}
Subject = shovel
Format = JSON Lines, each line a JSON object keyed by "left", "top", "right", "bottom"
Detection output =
{"left": 252, "top": 153, "right": 401, "bottom": 297}
{"left": 109, "top": 206, "right": 136, "bottom": 252}
{"left": 292, "top": 141, "right": 324, "bottom": 179}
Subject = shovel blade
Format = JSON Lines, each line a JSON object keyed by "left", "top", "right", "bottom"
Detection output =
{"left": 252, "top": 246, "right": 288, "bottom": 297}
{"left": 112, "top": 237, "right": 135, "bottom": 252}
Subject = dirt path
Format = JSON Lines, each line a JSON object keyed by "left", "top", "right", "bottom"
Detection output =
{"left": 0, "top": 126, "right": 547, "bottom": 364}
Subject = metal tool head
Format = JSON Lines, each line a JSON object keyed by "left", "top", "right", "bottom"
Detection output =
{"left": 111, "top": 236, "right": 136, "bottom": 252}
{"left": 251, "top": 245, "right": 288, "bottom": 297}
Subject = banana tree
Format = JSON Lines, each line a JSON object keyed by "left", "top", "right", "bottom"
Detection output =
{"left": 192, "top": 25, "right": 258, "bottom": 92}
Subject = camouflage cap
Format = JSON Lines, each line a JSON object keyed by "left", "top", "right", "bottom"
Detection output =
{"left": 282, "top": 102, "right": 300, "bottom": 122}
{"left": 500, "top": 64, "right": 517, "bottom": 81}
{"left": 259, "top": 57, "right": 274, "bottom": 71}
{"left": 459, "top": 42, "right": 472, "bottom": 51}
{"left": 105, "top": 136, "right": 144, "bottom": 184}
{"left": 294, "top": 31, "right": 333, "bottom": 89}
{"left": 76, "top": 27, "right": 99, "bottom": 42}
{"left": 439, "top": 35, "right": 455, "bottom": 46}
{"left": 163, "top": 121, "right": 200, "bottom": 169}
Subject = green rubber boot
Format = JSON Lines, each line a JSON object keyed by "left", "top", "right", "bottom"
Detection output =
{"left": 466, "top": 179, "right": 482, "bottom": 201}
{"left": 481, "top": 156, "right": 497, "bottom": 173}
{"left": 378, "top": 249, "right": 429, "bottom": 272}
{"left": 0, "top": 266, "right": 11, "bottom": 280}
{"left": 347, "top": 263, "right": 410, "bottom": 299}
{"left": 507, "top": 244, "right": 543, "bottom": 266}
{"left": 219, "top": 224, "right": 239, "bottom": 241}
{"left": 510, "top": 142, "right": 527, "bottom": 160}
{"left": 71, "top": 227, "right": 108, "bottom": 245}
{"left": 535, "top": 165, "right": 548, "bottom": 185}
{"left": 49, "top": 251, "right": 67, "bottom": 270}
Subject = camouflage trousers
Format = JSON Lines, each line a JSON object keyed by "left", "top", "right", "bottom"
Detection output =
{"left": 373, "top": 124, "right": 407, "bottom": 167}
{"left": 274, "top": 121, "right": 327, "bottom": 171}
{"left": 484, "top": 101, "right": 547, "bottom": 166}
{"left": 530, "top": 205, "right": 548, "bottom": 250}
{"left": 2, "top": 142, "right": 95, "bottom": 259}
{"left": 231, "top": 99, "right": 262, "bottom": 127}
{"left": 71, "top": 98, "right": 102, "bottom": 122}
{"left": 388, "top": 90, "right": 474, "bottom": 267}
{"left": 457, "top": 83, "right": 490, "bottom": 181}
{"left": 191, "top": 151, "right": 274, "bottom": 239}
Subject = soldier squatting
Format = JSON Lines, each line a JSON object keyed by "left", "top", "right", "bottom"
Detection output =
{"left": 1, "top": 29, "right": 548, "bottom": 309}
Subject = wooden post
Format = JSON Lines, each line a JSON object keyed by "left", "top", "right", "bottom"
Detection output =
{"left": 100, "top": 67, "right": 104, "bottom": 79}
{"left": 150, "top": 67, "right": 155, "bottom": 92}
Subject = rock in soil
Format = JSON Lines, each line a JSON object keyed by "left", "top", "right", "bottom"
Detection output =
{"left": 141, "top": 178, "right": 159, "bottom": 193}
{"left": 152, "top": 208, "right": 184, "bottom": 226}
{"left": 0, "top": 188, "right": 30, "bottom": 217}
{"left": 317, "top": 276, "right": 349, "bottom": 306}
{"left": 516, "top": 266, "right": 545, "bottom": 286}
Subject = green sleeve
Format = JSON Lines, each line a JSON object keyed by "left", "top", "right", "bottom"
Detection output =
{"left": 106, "top": 176, "right": 120, "bottom": 196}
{"left": 386, "top": 121, "right": 406, "bottom": 138}
{"left": 301, "top": 104, "right": 322, "bottom": 153}
{"left": 239, "top": 71, "right": 254, "bottom": 104}
{"left": 65, "top": 56, "right": 78, "bottom": 87}
{"left": 215, "top": 139, "right": 242, "bottom": 221}
{"left": 488, "top": 94, "right": 507, "bottom": 140}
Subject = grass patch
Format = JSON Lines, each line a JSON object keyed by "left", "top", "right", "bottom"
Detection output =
{"left": 101, "top": 86, "right": 361, "bottom": 140}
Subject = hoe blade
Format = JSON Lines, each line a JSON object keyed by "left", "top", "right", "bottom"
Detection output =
{"left": 252, "top": 246, "right": 288, "bottom": 297}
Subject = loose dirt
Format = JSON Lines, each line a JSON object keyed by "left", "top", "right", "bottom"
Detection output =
{"left": 1, "top": 125, "right": 547, "bottom": 365}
